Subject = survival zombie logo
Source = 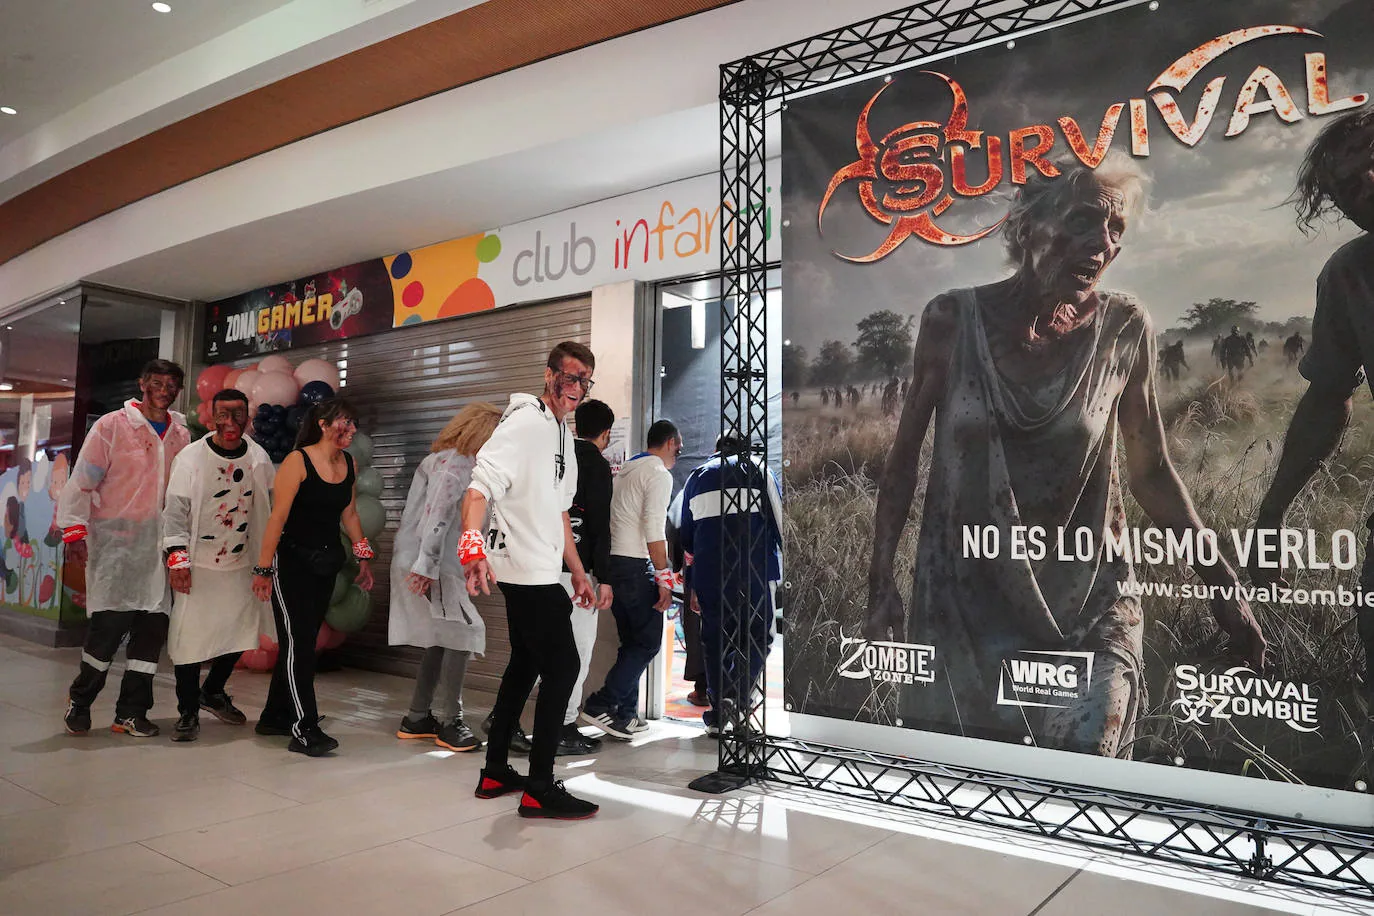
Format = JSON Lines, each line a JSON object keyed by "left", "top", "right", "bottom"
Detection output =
{"left": 818, "top": 25, "right": 1369, "bottom": 260}
{"left": 836, "top": 634, "right": 937, "bottom": 686}
{"left": 1170, "top": 665, "right": 1320, "bottom": 733}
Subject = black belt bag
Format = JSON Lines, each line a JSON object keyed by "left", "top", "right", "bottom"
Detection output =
{"left": 279, "top": 535, "right": 346, "bottom": 577}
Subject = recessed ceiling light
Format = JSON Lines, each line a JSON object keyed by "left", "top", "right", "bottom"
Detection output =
{"left": 0, "top": 383, "right": 13, "bottom": 391}
{"left": 0, "top": 107, "right": 16, "bottom": 116}
{"left": 152, "top": 2, "right": 172, "bottom": 12}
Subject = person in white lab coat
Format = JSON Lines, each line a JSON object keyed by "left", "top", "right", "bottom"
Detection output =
{"left": 390, "top": 402, "right": 502, "bottom": 752}
{"left": 162, "top": 388, "right": 275, "bottom": 742}
{"left": 59, "top": 359, "right": 192, "bottom": 738}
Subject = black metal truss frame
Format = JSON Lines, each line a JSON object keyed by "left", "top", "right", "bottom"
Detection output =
{"left": 695, "top": 0, "right": 1374, "bottom": 901}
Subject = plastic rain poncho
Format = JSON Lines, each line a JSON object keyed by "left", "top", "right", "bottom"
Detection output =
{"left": 57, "top": 399, "right": 191, "bottom": 614}
{"left": 388, "top": 450, "right": 486, "bottom": 653}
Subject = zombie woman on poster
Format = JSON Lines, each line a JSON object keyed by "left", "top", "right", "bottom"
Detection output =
{"left": 864, "top": 159, "right": 1265, "bottom": 757}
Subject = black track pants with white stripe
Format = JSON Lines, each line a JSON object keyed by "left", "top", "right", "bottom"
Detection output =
{"left": 260, "top": 555, "right": 333, "bottom": 738}
{"left": 69, "top": 609, "right": 169, "bottom": 719}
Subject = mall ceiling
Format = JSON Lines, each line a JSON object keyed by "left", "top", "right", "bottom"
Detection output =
{"left": 0, "top": 0, "right": 740, "bottom": 268}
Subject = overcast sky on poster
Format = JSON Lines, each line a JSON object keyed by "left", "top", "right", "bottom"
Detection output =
{"left": 781, "top": 0, "right": 1372, "bottom": 354}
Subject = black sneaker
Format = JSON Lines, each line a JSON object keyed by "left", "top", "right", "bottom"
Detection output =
{"left": 200, "top": 691, "right": 247, "bottom": 725}
{"left": 111, "top": 715, "right": 159, "bottom": 738}
{"left": 397, "top": 713, "right": 440, "bottom": 740}
{"left": 288, "top": 726, "right": 339, "bottom": 757}
{"left": 481, "top": 712, "right": 532, "bottom": 754}
{"left": 64, "top": 700, "right": 90, "bottom": 736}
{"left": 518, "top": 780, "right": 599, "bottom": 820}
{"left": 255, "top": 718, "right": 293, "bottom": 737}
{"left": 578, "top": 710, "right": 634, "bottom": 740}
{"left": 554, "top": 723, "right": 600, "bottom": 757}
{"left": 474, "top": 763, "right": 526, "bottom": 799}
{"left": 172, "top": 712, "right": 201, "bottom": 742}
{"left": 436, "top": 718, "right": 481, "bottom": 752}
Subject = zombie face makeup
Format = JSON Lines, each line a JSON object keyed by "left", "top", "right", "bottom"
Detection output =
{"left": 1025, "top": 184, "right": 1127, "bottom": 305}
{"left": 139, "top": 373, "right": 181, "bottom": 411}
{"left": 212, "top": 400, "right": 249, "bottom": 449}
{"left": 545, "top": 357, "right": 593, "bottom": 421}
{"left": 322, "top": 414, "right": 357, "bottom": 449}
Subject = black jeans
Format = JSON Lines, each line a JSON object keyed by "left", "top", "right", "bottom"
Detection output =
{"left": 484, "top": 582, "right": 580, "bottom": 785}
{"left": 69, "top": 610, "right": 169, "bottom": 719}
{"left": 174, "top": 653, "right": 242, "bottom": 716}
{"left": 585, "top": 556, "right": 663, "bottom": 719}
{"left": 261, "top": 552, "right": 335, "bottom": 739}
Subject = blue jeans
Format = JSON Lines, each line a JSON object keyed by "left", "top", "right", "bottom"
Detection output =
{"left": 696, "top": 578, "right": 773, "bottom": 727}
{"left": 585, "top": 555, "right": 663, "bottom": 720}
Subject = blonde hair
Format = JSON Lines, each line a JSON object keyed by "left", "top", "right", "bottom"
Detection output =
{"left": 432, "top": 402, "right": 502, "bottom": 456}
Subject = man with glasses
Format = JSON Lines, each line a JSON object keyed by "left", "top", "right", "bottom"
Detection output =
{"left": 580, "top": 419, "right": 681, "bottom": 740}
{"left": 59, "top": 359, "right": 192, "bottom": 738}
{"left": 161, "top": 388, "right": 275, "bottom": 741}
{"left": 461, "top": 341, "right": 601, "bottom": 819}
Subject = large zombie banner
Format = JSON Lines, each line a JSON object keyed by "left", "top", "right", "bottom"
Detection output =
{"left": 782, "top": 0, "right": 1374, "bottom": 793}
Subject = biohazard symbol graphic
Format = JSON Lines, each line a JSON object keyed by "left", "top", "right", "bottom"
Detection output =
{"left": 818, "top": 72, "right": 1005, "bottom": 261}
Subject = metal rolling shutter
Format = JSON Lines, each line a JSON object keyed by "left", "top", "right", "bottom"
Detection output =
{"left": 227, "top": 297, "right": 591, "bottom": 693}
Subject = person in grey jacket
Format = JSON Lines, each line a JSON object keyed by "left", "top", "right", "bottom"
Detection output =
{"left": 389, "top": 402, "right": 503, "bottom": 752}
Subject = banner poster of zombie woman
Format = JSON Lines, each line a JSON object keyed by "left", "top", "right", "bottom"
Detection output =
{"left": 781, "top": 0, "right": 1374, "bottom": 793}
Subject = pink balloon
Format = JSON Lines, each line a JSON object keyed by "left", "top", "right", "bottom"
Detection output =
{"left": 224, "top": 368, "right": 243, "bottom": 390}
{"left": 252, "top": 370, "right": 300, "bottom": 407}
{"left": 258, "top": 354, "right": 293, "bottom": 376}
{"left": 236, "top": 647, "right": 278, "bottom": 672}
{"left": 294, "top": 358, "right": 341, "bottom": 392}
{"left": 195, "top": 364, "right": 232, "bottom": 402}
{"left": 258, "top": 633, "right": 277, "bottom": 652}
{"left": 196, "top": 402, "right": 212, "bottom": 426}
{"left": 236, "top": 369, "right": 261, "bottom": 400}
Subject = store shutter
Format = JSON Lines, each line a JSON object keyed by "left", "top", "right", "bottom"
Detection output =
{"left": 220, "top": 297, "right": 591, "bottom": 693}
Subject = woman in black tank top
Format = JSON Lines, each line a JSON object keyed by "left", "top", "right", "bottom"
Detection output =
{"left": 252, "top": 398, "right": 376, "bottom": 756}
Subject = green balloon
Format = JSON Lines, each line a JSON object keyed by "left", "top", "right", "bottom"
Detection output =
{"left": 355, "top": 495, "right": 386, "bottom": 540}
{"left": 325, "top": 585, "right": 372, "bottom": 633}
{"left": 356, "top": 466, "right": 383, "bottom": 498}
{"left": 346, "top": 432, "right": 374, "bottom": 466}
{"left": 331, "top": 571, "right": 351, "bottom": 605}
{"left": 475, "top": 234, "right": 502, "bottom": 263}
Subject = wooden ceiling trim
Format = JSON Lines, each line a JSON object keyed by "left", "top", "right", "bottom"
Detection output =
{"left": 0, "top": 0, "right": 738, "bottom": 267}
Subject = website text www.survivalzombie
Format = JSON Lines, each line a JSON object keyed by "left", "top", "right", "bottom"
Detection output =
{"left": 1118, "top": 580, "right": 1374, "bottom": 607}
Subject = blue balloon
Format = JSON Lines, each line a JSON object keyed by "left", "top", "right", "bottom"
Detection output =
{"left": 299, "top": 380, "right": 334, "bottom": 406}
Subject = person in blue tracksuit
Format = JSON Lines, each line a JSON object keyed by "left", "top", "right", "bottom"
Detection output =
{"left": 678, "top": 433, "right": 782, "bottom": 734}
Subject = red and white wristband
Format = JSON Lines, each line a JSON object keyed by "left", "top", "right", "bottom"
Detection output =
{"left": 352, "top": 539, "right": 374, "bottom": 560}
{"left": 653, "top": 567, "right": 683, "bottom": 592}
{"left": 61, "top": 525, "right": 88, "bottom": 544}
{"left": 458, "top": 529, "right": 487, "bottom": 566}
{"left": 166, "top": 549, "right": 191, "bottom": 571}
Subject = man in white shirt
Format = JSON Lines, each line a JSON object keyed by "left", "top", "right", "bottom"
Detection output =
{"left": 461, "top": 341, "right": 600, "bottom": 820}
{"left": 579, "top": 420, "right": 681, "bottom": 739}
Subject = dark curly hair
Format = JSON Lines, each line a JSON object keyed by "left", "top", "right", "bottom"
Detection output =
{"left": 1288, "top": 108, "right": 1374, "bottom": 235}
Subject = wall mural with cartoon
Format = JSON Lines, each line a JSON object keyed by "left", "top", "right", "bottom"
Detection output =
{"left": 0, "top": 451, "right": 82, "bottom": 624}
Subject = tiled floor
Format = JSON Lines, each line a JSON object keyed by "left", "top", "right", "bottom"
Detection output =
{"left": 0, "top": 633, "right": 1368, "bottom": 915}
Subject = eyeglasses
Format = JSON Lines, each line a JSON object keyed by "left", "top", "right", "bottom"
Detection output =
{"left": 555, "top": 371, "right": 594, "bottom": 393}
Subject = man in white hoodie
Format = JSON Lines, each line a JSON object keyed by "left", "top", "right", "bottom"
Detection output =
{"left": 460, "top": 341, "right": 600, "bottom": 821}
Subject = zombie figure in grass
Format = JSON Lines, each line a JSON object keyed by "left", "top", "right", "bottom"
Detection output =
{"left": 1253, "top": 109, "right": 1374, "bottom": 683}
{"left": 864, "top": 157, "right": 1264, "bottom": 758}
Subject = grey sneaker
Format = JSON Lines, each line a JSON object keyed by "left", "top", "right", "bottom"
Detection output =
{"left": 578, "top": 710, "right": 634, "bottom": 740}
{"left": 436, "top": 718, "right": 481, "bottom": 752}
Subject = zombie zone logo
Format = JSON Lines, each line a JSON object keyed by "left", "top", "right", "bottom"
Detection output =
{"left": 837, "top": 634, "right": 936, "bottom": 686}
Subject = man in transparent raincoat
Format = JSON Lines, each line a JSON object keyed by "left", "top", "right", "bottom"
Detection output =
{"left": 59, "top": 359, "right": 192, "bottom": 738}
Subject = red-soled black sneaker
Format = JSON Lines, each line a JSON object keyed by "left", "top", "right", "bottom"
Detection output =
{"left": 518, "top": 780, "right": 599, "bottom": 820}
{"left": 474, "top": 764, "right": 527, "bottom": 799}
